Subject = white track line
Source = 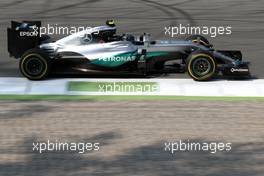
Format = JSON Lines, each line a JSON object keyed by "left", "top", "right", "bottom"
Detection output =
{"left": 0, "top": 77, "right": 264, "bottom": 97}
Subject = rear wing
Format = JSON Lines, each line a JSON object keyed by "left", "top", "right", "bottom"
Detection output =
{"left": 7, "top": 21, "right": 41, "bottom": 58}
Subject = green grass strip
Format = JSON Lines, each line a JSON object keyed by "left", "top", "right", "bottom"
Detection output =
{"left": 0, "top": 95, "right": 264, "bottom": 101}
{"left": 68, "top": 81, "right": 160, "bottom": 92}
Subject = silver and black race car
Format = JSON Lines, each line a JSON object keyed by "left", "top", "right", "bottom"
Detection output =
{"left": 7, "top": 20, "right": 250, "bottom": 81}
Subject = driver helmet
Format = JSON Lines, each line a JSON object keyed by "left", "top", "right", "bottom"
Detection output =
{"left": 106, "top": 19, "right": 116, "bottom": 27}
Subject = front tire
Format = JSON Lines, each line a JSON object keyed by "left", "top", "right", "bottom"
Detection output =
{"left": 20, "top": 48, "right": 51, "bottom": 80}
{"left": 187, "top": 52, "right": 216, "bottom": 81}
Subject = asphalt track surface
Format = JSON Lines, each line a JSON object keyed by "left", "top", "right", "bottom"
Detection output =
{"left": 0, "top": 100, "right": 263, "bottom": 176}
{"left": 0, "top": 0, "right": 264, "bottom": 78}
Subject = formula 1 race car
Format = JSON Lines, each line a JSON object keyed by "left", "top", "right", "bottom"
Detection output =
{"left": 7, "top": 20, "right": 250, "bottom": 81}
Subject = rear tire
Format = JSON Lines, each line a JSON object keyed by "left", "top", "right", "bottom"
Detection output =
{"left": 20, "top": 48, "right": 51, "bottom": 80}
{"left": 187, "top": 51, "right": 216, "bottom": 81}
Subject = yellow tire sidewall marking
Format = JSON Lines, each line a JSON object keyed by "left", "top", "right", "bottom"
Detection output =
{"left": 192, "top": 39, "right": 208, "bottom": 46}
{"left": 21, "top": 53, "right": 48, "bottom": 79}
{"left": 188, "top": 54, "right": 216, "bottom": 80}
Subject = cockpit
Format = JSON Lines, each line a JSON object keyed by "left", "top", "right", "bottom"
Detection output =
{"left": 56, "top": 20, "right": 155, "bottom": 46}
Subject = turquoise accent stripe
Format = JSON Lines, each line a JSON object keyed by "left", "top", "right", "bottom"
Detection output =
{"left": 146, "top": 51, "right": 168, "bottom": 57}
